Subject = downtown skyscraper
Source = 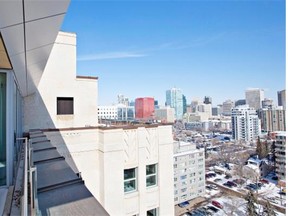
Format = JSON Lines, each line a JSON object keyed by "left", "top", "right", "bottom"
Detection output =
{"left": 245, "top": 88, "right": 264, "bottom": 110}
{"left": 166, "top": 88, "right": 183, "bottom": 120}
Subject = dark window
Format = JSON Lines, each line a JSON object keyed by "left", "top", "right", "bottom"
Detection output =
{"left": 57, "top": 97, "right": 74, "bottom": 115}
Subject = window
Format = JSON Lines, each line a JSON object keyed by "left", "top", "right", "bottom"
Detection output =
{"left": 124, "top": 168, "right": 137, "bottom": 193}
{"left": 180, "top": 175, "right": 187, "bottom": 180}
{"left": 57, "top": 97, "right": 74, "bottom": 115}
{"left": 146, "top": 164, "right": 157, "bottom": 187}
{"left": 147, "top": 208, "right": 158, "bottom": 216}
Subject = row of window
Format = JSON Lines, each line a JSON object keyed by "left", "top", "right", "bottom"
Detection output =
{"left": 124, "top": 164, "right": 157, "bottom": 193}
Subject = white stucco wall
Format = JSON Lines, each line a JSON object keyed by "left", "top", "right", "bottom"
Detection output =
{"left": 24, "top": 32, "right": 98, "bottom": 131}
{"left": 98, "top": 125, "right": 174, "bottom": 216}
{"left": 44, "top": 125, "right": 174, "bottom": 216}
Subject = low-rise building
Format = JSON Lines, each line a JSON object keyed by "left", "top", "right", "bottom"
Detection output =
{"left": 243, "top": 156, "right": 272, "bottom": 178}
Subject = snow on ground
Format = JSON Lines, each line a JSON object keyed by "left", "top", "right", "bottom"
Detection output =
{"left": 202, "top": 195, "right": 285, "bottom": 216}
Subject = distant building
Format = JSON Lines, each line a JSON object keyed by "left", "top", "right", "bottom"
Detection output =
{"left": 235, "top": 99, "right": 246, "bottom": 107}
{"left": 245, "top": 88, "right": 264, "bottom": 110}
{"left": 222, "top": 100, "right": 235, "bottom": 116}
{"left": 135, "top": 97, "right": 154, "bottom": 120}
{"left": 212, "top": 107, "right": 221, "bottom": 116}
{"left": 98, "top": 105, "right": 135, "bottom": 121}
{"left": 129, "top": 100, "right": 135, "bottom": 107}
{"left": 117, "top": 105, "right": 135, "bottom": 121}
{"left": 231, "top": 105, "right": 261, "bottom": 142}
{"left": 98, "top": 106, "right": 118, "bottom": 120}
{"left": 173, "top": 141, "right": 205, "bottom": 204}
{"left": 191, "top": 98, "right": 201, "bottom": 113}
{"left": 118, "top": 94, "right": 130, "bottom": 106}
{"left": 275, "top": 131, "right": 286, "bottom": 180}
{"left": 261, "top": 98, "right": 273, "bottom": 109}
{"left": 154, "top": 100, "right": 159, "bottom": 109}
{"left": 166, "top": 88, "right": 183, "bottom": 120}
{"left": 155, "top": 106, "right": 175, "bottom": 123}
{"left": 183, "top": 103, "right": 212, "bottom": 122}
{"left": 277, "top": 90, "right": 286, "bottom": 110}
{"left": 204, "top": 96, "right": 212, "bottom": 104}
{"left": 258, "top": 107, "right": 285, "bottom": 132}
{"left": 183, "top": 95, "right": 187, "bottom": 114}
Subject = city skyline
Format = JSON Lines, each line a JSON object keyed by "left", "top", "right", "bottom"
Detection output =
{"left": 61, "top": 0, "right": 285, "bottom": 106}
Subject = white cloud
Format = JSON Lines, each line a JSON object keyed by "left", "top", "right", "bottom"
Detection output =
{"left": 78, "top": 51, "right": 147, "bottom": 61}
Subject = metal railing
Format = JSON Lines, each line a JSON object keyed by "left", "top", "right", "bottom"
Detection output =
{"left": 17, "top": 137, "right": 39, "bottom": 216}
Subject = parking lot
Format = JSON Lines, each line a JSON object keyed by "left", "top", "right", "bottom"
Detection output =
{"left": 178, "top": 169, "right": 286, "bottom": 216}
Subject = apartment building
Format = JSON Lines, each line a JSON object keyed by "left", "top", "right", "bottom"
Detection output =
{"left": 231, "top": 105, "right": 261, "bottom": 142}
{"left": 173, "top": 141, "right": 205, "bottom": 205}
{"left": 275, "top": 131, "right": 286, "bottom": 180}
{"left": 258, "top": 107, "right": 286, "bottom": 132}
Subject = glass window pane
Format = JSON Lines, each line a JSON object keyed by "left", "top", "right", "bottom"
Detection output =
{"left": 146, "top": 164, "right": 156, "bottom": 175}
{"left": 147, "top": 208, "right": 157, "bottom": 216}
{"left": 146, "top": 175, "right": 156, "bottom": 187}
{"left": 124, "top": 168, "right": 135, "bottom": 180}
{"left": 124, "top": 180, "right": 136, "bottom": 192}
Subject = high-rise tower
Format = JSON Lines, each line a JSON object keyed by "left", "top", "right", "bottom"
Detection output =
{"left": 245, "top": 88, "right": 264, "bottom": 110}
{"left": 166, "top": 88, "right": 183, "bottom": 120}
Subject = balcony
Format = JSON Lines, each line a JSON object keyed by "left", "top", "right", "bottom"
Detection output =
{"left": 5, "top": 131, "right": 109, "bottom": 216}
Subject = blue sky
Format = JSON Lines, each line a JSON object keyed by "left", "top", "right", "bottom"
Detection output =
{"left": 61, "top": 0, "right": 285, "bottom": 106}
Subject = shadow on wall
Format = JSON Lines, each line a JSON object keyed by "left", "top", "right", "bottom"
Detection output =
{"left": 23, "top": 88, "right": 80, "bottom": 173}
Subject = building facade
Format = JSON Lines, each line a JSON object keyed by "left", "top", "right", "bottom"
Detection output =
{"left": 135, "top": 97, "right": 155, "bottom": 120}
{"left": 277, "top": 90, "right": 286, "bottom": 110}
{"left": 245, "top": 88, "right": 264, "bottom": 110}
{"left": 98, "top": 104, "right": 135, "bottom": 121}
{"left": 166, "top": 88, "right": 183, "bottom": 120}
{"left": 98, "top": 106, "right": 118, "bottom": 120}
{"left": 258, "top": 107, "right": 286, "bottom": 132}
{"left": 231, "top": 105, "right": 261, "bottom": 142}
{"left": 222, "top": 100, "right": 235, "bottom": 116}
{"left": 173, "top": 141, "right": 205, "bottom": 204}
{"left": 204, "top": 96, "right": 212, "bottom": 104}
{"left": 155, "top": 106, "right": 175, "bottom": 123}
{"left": 275, "top": 131, "right": 286, "bottom": 180}
{"left": 261, "top": 98, "right": 273, "bottom": 109}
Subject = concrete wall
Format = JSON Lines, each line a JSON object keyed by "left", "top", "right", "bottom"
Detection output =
{"left": 44, "top": 125, "right": 174, "bottom": 216}
{"left": 98, "top": 125, "right": 174, "bottom": 216}
{"left": 24, "top": 32, "right": 98, "bottom": 131}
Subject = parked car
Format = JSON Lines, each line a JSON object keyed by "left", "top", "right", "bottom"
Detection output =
{"left": 212, "top": 200, "right": 223, "bottom": 209}
{"left": 224, "top": 174, "right": 232, "bottom": 179}
{"left": 260, "top": 179, "right": 269, "bottom": 184}
{"left": 207, "top": 206, "right": 219, "bottom": 213}
{"left": 245, "top": 185, "right": 256, "bottom": 192}
{"left": 209, "top": 184, "right": 219, "bottom": 190}
{"left": 189, "top": 210, "right": 205, "bottom": 216}
{"left": 178, "top": 201, "right": 189, "bottom": 208}
{"left": 233, "top": 178, "right": 245, "bottom": 185}
{"left": 206, "top": 185, "right": 212, "bottom": 190}
{"left": 227, "top": 181, "right": 237, "bottom": 187}
{"left": 214, "top": 178, "right": 222, "bottom": 183}
{"left": 223, "top": 182, "right": 232, "bottom": 188}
